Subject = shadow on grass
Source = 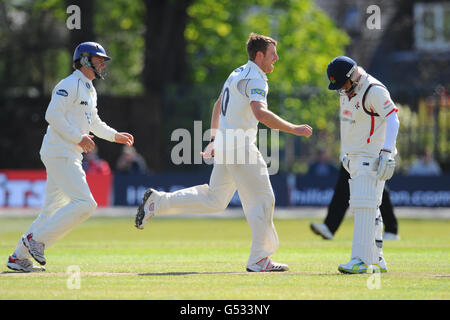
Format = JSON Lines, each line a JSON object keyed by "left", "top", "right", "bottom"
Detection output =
{"left": 137, "top": 271, "right": 340, "bottom": 276}
{"left": 1, "top": 271, "right": 46, "bottom": 275}
{"left": 1, "top": 270, "right": 352, "bottom": 276}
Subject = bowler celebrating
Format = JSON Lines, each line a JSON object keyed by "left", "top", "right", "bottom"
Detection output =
{"left": 135, "top": 33, "right": 312, "bottom": 272}
{"left": 7, "top": 42, "right": 134, "bottom": 272}
{"left": 327, "top": 56, "right": 400, "bottom": 274}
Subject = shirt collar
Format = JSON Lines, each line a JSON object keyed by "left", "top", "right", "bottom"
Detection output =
{"left": 247, "top": 60, "right": 268, "bottom": 81}
{"left": 354, "top": 67, "right": 369, "bottom": 95}
{"left": 73, "top": 69, "right": 93, "bottom": 85}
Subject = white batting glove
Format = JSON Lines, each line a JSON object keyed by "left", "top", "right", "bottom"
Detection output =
{"left": 377, "top": 149, "right": 395, "bottom": 180}
{"left": 341, "top": 154, "right": 350, "bottom": 173}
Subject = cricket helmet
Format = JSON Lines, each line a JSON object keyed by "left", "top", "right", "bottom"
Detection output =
{"left": 327, "top": 56, "right": 357, "bottom": 90}
{"left": 73, "top": 42, "right": 111, "bottom": 79}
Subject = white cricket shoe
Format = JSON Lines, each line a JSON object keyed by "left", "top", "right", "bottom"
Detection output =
{"left": 246, "top": 257, "right": 289, "bottom": 272}
{"left": 338, "top": 257, "right": 387, "bottom": 274}
{"left": 22, "top": 233, "right": 46, "bottom": 266}
{"left": 135, "top": 188, "right": 160, "bottom": 230}
{"left": 383, "top": 232, "right": 400, "bottom": 241}
{"left": 310, "top": 222, "right": 334, "bottom": 240}
{"left": 6, "top": 255, "right": 45, "bottom": 273}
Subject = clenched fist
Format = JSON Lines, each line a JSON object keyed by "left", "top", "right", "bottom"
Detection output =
{"left": 292, "top": 125, "right": 313, "bottom": 138}
{"left": 78, "top": 134, "right": 95, "bottom": 153}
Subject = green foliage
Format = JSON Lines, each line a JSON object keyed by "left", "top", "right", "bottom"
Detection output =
{"left": 94, "top": 0, "right": 145, "bottom": 95}
{"left": 1, "top": 0, "right": 145, "bottom": 96}
{"left": 0, "top": 0, "right": 69, "bottom": 95}
{"left": 396, "top": 100, "right": 449, "bottom": 173}
{"left": 186, "top": 0, "right": 349, "bottom": 89}
{"left": 31, "top": 0, "right": 66, "bottom": 20}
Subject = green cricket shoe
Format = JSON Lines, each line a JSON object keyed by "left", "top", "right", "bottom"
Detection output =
{"left": 338, "top": 258, "right": 387, "bottom": 274}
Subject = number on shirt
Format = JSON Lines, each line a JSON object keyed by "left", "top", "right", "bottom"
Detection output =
{"left": 221, "top": 87, "right": 230, "bottom": 116}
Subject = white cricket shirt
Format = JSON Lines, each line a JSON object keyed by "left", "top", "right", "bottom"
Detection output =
{"left": 340, "top": 69, "right": 399, "bottom": 158}
{"left": 40, "top": 70, "right": 117, "bottom": 160}
{"left": 215, "top": 60, "right": 268, "bottom": 150}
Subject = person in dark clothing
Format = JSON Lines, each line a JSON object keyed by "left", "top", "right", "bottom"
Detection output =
{"left": 307, "top": 149, "right": 339, "bottom": 177}
{"left": 310, "top": 164, "right": 400, "bottom": 240}
{"left": 116, "top": 146, "right": 148, "bottom": 174}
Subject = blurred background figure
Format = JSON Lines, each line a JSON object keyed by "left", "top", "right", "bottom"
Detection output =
{"left": 82, "top": 146, "right": 111, "bottom": 175}
{"left": 307, "top": 149, "right": 338, "bottom": 177}
{"left": 116, "top": 146, "right": 148, "bottom": 174}
{"left": 408, "top": 150, "right": 442, "bottom": 176}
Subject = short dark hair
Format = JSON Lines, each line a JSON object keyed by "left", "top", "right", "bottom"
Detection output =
{"left": 246, "top": 33, "right": 277, "bottom": 61}
{"left": 73, "top": 59, "right": 82, "bottom": 70}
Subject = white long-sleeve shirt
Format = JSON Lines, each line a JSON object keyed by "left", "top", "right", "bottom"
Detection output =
{"left": 340, "top": 69, "right": 399, "bottom": 158}
{"left": 40, "top": 70, "right": 117, "bottom": 160}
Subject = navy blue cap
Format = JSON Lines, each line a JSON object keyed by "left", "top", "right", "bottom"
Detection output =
{"left": 327, "top": 56, "right": 357, "bottom": 90}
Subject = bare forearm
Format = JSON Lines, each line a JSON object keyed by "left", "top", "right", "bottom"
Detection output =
{"left": 210, "top": 97, "right": 221, "bottom": 139}
{"left": 258, "top": 109, "right": 295, "bottom": 134}
{"left": 250, "top": 101, "right": 312, "bottom": 137}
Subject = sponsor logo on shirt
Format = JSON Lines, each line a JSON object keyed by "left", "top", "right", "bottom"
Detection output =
{"left": 80, "top": 101, "right": 88, "bottom": 106}
{"left": 56, "top": 89, "right": 68, "bottom": 97}
{"left": 341, "top": 117, "right": 355, "bottom": 124}
{"left": 251, "top": 89, "right": 266, "bottom": 97}
{"left": 383, "top": 100, "right": 393, "bottom": 109}
{"left": 84, "top": 112, "right": 92, "bottom": 124}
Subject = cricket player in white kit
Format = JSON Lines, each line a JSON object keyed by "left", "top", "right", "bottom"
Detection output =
{"left": 135, "top": 33, "right": 312, "bottom": 272}
{"left": 6, "top": 42, "right": 134, "bottom": 272}
{"left": 327, "top": 56, "right": 400, "bottom": 274}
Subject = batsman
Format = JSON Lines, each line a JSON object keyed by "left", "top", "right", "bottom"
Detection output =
{"left": 327, "top": 56, "right": 400, "bottom": 274}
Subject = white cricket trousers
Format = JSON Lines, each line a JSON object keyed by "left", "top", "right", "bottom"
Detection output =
{"left": 14, "top": 156, "right": 97, "bottom": 259}
{"left": 156, "top": 143, "right": 279, "bottom": 266}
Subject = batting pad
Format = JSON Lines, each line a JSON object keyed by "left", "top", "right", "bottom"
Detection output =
{"left": 349, "top": 174, "right": 381, "bottom": 209}
{"left": 375, "top": 209, "right": 384, "bottom": 260}
{"left": 351, "top": 208, "right": 379, "bottom": 265}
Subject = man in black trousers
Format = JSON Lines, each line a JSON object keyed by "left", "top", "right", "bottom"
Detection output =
{"left": 310, "top": 164, "right": 400, "bottom": 240}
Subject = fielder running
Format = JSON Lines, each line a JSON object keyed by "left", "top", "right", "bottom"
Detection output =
{"left": 135, "top": 33, "right": 312, "bottom": 272}
{"left": 326, "top": 56, "right": 400, "bottom": 274}
{"left": 7, "top": 42, "right": 134, "bottom": 272}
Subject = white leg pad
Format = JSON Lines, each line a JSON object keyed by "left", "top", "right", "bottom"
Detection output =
{"left": 349, "top": 174, "right": 381, "bottom": 208}
{"left": 349, "top": 173, "right": 384, "bottom": 265}
{"left": 351, "top": 208, "right": 378, "bottom": 265}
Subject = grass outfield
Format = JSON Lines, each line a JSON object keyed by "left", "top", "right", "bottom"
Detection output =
{"left": 0, "top": 217, "right": 449, "bottom": 300}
